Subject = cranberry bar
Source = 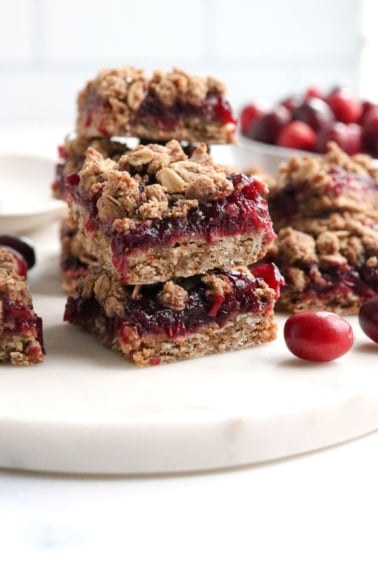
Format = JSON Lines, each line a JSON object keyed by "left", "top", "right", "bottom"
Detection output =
{"left": 266, "top": 142, "right": 378, "bottom": 314}
{"left": 76, "top": 67, "right": 236, "bottom": 144}
{"left": 0, "top": 247, "right": 44, "bottom": 365}
{"left": 67, "top": 141, "right": 276, "bottom": 285}
{"left": 64, "top": 263, "right": 283, "bottom": 367}
{"left": 268, "top": 212, "right": 378, "bottom": 314}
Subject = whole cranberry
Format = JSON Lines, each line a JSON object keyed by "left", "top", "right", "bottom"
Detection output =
{"left": 246, "top": 105, "right": 290, "bottom": 144}
{"left": 280, "top": 95, "right": 302, "bottom": 112}
{"left": 240, "top": 101, "right": 269, "bottom": 135}
{"left": 327, "top": 86, "right": 362, "bottom": 124}
{"left": 284, "top": 311, "right": 354, "bottom": 362}
{"left": 316, "top": 122, "right": 362, "bottom": 155}
{"left": 292, "top": 97, "right": 335, "bottom": 132}
{"left": 358, "top": 297, "right": 378, "bottom": 343}
{"left": 361, "top": 107, "right": 378, "bottom": 157}
{"left": 304, "top": 85, "right": 324, "bottom": 100}
{"left": 360, "top": 101, "right": 378, "bottom": 123}
{"left": 276, "top": 120, "right": 316, "bottom": 151}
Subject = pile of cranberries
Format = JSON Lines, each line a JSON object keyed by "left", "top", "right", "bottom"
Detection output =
{"left": 0, "top": 235, "right": 36, "bottom": 276}
{"left": 283, "top": 298, "right": 378, "bottom": 362}
{"left": 240, "top": 85, "right": 378, "bottom": 157}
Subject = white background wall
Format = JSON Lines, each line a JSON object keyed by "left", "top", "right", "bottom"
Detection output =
{"left": 0, "top": 0, "right": 362, "bottom": 130}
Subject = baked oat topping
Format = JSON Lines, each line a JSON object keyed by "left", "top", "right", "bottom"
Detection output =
{"left": 274, "top": 142, "right": 378, "bottom": 191}
{"left": 274, "top": 214, "right": 378, "bottom": 271}
{"left": 52, "top": 135, "right": 131, "bottom": 199}
{"left": 78, "top": 67, "right": 227, "bottom": 113}
{"left": 268, "top": 143, "right": 378, "bottom": 232}
{"left": 268, "top": 209, "right": 378, "bottom": 314}
{"left": 157, "top": 281, "right": 189, "bottom": 311}
{"left": 76, "top": 141, "right": 238, "bottom": 223}
{"left": 201, "top": 273, "right": 233, "bottom": 297}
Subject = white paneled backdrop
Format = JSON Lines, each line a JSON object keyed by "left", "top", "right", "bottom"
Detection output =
{"left": 0, "top": 0, "right": 363, "bottom": 129}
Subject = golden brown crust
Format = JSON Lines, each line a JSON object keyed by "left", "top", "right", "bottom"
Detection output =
{"left": 120, "top": 312, "right": 277, "bottom": 367}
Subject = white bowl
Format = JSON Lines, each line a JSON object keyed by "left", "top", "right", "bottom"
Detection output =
{"left": 231, "top": 135, "right": 312, "bottom": 176}
{"left": 0, "top": 154, "right": 66, "bottom": 234}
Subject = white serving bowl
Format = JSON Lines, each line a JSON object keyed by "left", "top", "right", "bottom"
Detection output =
{"left": 231, "top": 134, "right": 313, "bottom": 176}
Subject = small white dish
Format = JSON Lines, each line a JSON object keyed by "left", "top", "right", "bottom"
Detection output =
{"left": 0, "top": 155, "right": 66, "bottom": 234}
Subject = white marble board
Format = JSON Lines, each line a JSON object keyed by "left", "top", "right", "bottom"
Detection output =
{"left": 0, "top": 153, "right": 377, "bottom": 475}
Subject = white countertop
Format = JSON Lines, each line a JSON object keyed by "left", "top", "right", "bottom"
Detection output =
{"left": 1, "top": 433, "right": 378, "bottom": 570}
{"left": 1, "top": 128, "right": 378, "bottom": 569}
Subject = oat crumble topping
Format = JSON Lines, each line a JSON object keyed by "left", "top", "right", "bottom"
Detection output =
{"left": 78, "top": 67, "right": 227, "bottom": 113}
{"left": 76, "top": 141, "right": 238, "bottom": 224}
{"left": 273, "top": 142, "right": 378, "bottom": 195}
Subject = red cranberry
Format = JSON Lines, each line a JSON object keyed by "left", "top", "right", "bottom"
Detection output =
{"left": 251, "top": 263, "right": 285, "bottom": 299}
{"left": 276, "top": 121, "right": 316, "bottom": 151}
{"left": 57, "top": 145, "right": 68, "bottom": 160}
{"left": 214, "top": 97, "right": 237, "bottom": 125}
{"left": 360, "top": 101, "right": 378, "bottom": 123}
{"left": 304, "top": 85, "right": 323, "bottom": 100}
{"left": 240, "top": 102, "right": 268, "bottom": 135}
{"left": 316, "top": 122, "right": 362, "bottom": 155}
{"left": 280, "top": 87, "right": 323, "bottom": 113}
{"left": 327, "top": 86, "right": 362, "bottom": 124}
{"left": 246, "top": 106, "right": 290, "bottom": 144}
{"left": 0, "top": 235, "right": 36, "bottom": 270}
{"left": 361, "top": 107, "right": 378, "bottom": 157}
{"left": 358, "top": 297, "right": 378, "bottom": 343}
{"left": 292, "top": 97, "right": 335, "bottom": 133}
{"left": 280, "top": 95, "right": 302, "bottom": 112}
{"left": 284, "top": 311, "right": 354, "bottom": 362}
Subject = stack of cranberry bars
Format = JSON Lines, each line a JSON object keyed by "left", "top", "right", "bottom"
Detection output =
{"left": 54, "top": 66, "right": 282, "bottom": 366}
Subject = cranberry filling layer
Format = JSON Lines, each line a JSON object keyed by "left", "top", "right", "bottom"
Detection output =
{"left": 64, "top": 265, "right": 280, "bottom": 340}
{"left": 83, "top": 90, "right": 236, "bottom": 136}
{"left": 1, "top": 296, "right": 45, "bottom": 351}
{"left": 134, "top": 92, "right": 236, "bottom": 132}
{"left": 84, "top": 91, "right": 109, "bottom": 136}
{"left": 284, "top": 261, "right": 378, "bottom": 301}
{"left": 111, "top": 174, "right": 273, "bottom": 252}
